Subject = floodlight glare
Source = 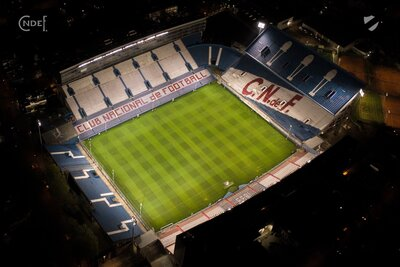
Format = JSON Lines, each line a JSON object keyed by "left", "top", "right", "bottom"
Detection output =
{"left": 257, "top": 22, "right": 265, "bottom": 29}
{"left": 359, "top": 89, "right": 365, "bottom": 97}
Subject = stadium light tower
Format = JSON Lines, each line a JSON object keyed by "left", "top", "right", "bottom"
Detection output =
{"left": 287, "top": 124, "right": 292, "bottom": 139}
{"left": 257, "top": 21, "right": 266, "bottom": 33}
{"left": 37, "top": 119, "right": 42, "bottom": 146}
{"left": 132, "top": 218, "right": 136, "bottom": 239}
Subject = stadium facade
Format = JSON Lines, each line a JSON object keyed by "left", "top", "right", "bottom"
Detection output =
{"left": 45, "top": 14, "right": 364, "bottom": 253}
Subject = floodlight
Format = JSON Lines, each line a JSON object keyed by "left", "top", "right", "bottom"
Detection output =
{"left": 257, "top": 22, "right": 265, "bottom": 29}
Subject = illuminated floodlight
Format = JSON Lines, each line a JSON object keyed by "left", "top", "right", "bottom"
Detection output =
{"left": 257, "top": 22, "right": 265, "bottom": 29}
{"left": 156, "top": 31, "right": 168, "bottom": 37}
{"left": 359, "top": 89, "right": 365, "bottom": 97}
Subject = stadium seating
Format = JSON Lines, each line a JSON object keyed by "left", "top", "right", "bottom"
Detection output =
{"left": 66, "top": 97, "right": 82, "bottom": 120}
{"left": 188, "top": 45, "right": 208, "bottom": 67}
{"left": 115, "top": 59, "right": 136, "bottom": 75}
{"left": 222, "top": 54, "right": 334, "bottom": 141}
{"left": 159, "top": 53, "right": 188, "bottom": 79}
{"left": 153, "top": 43, "right": 177, "bottom": 61}
{"left": 46, "top": 144, "right": 143, "bottom": 242}
{"left": 246, "top": 26, "right": 364, "bottom": 114}
{"left": 187, "top": 44, "right": 242, "bottom": 71}
{"left": 64, "top": 38, "right": 218, "bottom": 134}
{"left": 94, "top": 67, "right": 118, "bottom": 84}
{"left": 179, "top": 49, "right": 198, "bottom": 70}
{"left": 134, "top": 52, "right": 154, "bottom": 67}
{"left": 67, "top": 76, "right": 94, "bottom": 95}
{"left": 139, "top": 62, "right": 167, "bottom": 88}
{"left": 74, "top": 86, "right": 108, "bottom": 116}
{"left": 100, "top": 79, "right": 129, "bottom": 104}
{"left": 120, "top": 69, "right": 147, "bottom": 95}
{"left": 181, "top": 32, "right": 202, "bottom": 47}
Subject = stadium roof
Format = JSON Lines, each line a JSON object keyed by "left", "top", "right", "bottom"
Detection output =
{"left": 246, "top": 26, "right": 365, "bottom": 115}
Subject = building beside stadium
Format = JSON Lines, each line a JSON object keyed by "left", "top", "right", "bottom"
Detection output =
{"left": 43, "top": 11, "right": 364, "bottom": 263}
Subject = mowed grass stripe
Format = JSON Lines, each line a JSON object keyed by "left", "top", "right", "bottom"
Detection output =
{"left": 146, "top": 127, "right": 201, "bottom": 211}
{"left": 86, "top": 82, "right": 295, "bottom": 230}
{"left": 119, "top": 128, "right": 190, "bottom": 220}
{"left": 161, "top": 119, "right": 222, "bottom": 208}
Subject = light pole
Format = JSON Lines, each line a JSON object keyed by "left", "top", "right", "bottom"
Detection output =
{"left": 112, "top": 169, "right": 115, "bottom": 183}
{"left": 257, "top": 21, "right": 266, "bottom": 34}
{"left": 37, "top": 119, "right": 42, "bottom": 146}
{"left": 89, "top": 138, "right": 92, "bottom": 153}
{"left": 132, "top": 217, "right": 136, "bottom": 238}
{"left": 287, "top": 124, "right": 292, "bottom": 139}
{"left": 139, "top": 202, "right": 142, "bottom": 216}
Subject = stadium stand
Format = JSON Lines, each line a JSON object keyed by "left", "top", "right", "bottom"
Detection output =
{"left": 115, "top": 59, "right": 136, "bottom": 75}
{"left": 139, "top": 62, "right": 166, "bottom": 88}
{"left": 74, "top": 86, "right": 108, "bottom": 116}
{"left": 158, "top": 53, "right": 188, "bottom": 79}
{"left": 153, "top": 43, "right": 177, "bottom": 61}
{"left": 187, "top": 44, "right": 242, "bottom": 71}
{"left": 47, "top": 144, "right": 87, "bottom": 170}
{"left": 222, "top": 54, "right": 334, "bottom": 141}
{"left": 94, "top": 67, "right": 117, "bottom": 84}
{"left": 67, "top": 76, "right": 94, "bottom": 95}
{"left": 134, "top": 52, "right": 154, "bottom": 67}
{"left": 179, "top": 49, "right": 198, "bottom": 70}
{"left": 120, "top": 69, "right": 148, "bottom": 95}
{"left": 100, "top": 79, "right": 129, "bottom": 104}
{"left": 181, "top": 32, "right": 202, "bottom": 47}
{"left": 47, "top": 144, "right": 143, "bottom": 242}
{"left": 174, "top": 39, "right": 198, "bottom": 70}
{"left": 66, "top": 97, "right": 82, "bottom": 120}
{"left": 246, "top": 26, "right": 364, "bottom": 114}
{"left": 187, "top": 45, "right": 208, "bottom": 67}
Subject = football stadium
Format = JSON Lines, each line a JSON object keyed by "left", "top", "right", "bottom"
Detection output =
{"left": 44, "top": 16, "right": 365, "bottom": 252}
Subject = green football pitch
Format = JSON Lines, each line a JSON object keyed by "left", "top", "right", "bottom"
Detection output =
{"left": 85, "top": 83, "right": 295, "bottom": 230}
